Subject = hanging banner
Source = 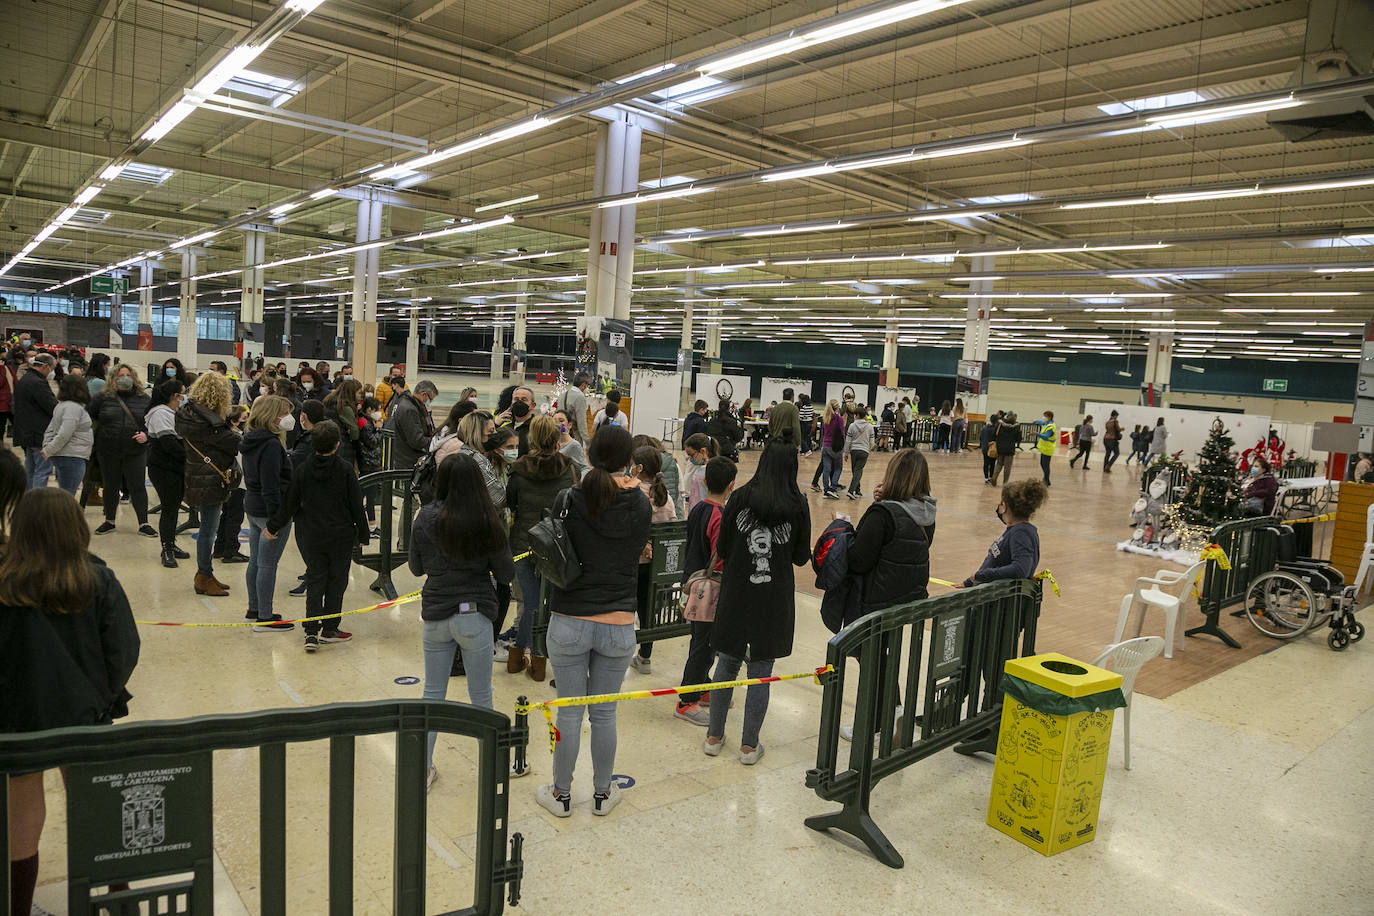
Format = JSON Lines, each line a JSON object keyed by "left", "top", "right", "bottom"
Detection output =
{"left": 576, "top": 316, "right": 634, "bottom": 388}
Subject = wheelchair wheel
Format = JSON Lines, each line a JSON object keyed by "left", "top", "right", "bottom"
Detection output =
{"left": 1245, "top": 571, "right": 1318, "bottom": 639}
{"left": 1349, "top": 620, "right": 1365, "bottom": 643}
{"left": 1328, "top": 628, "right": 1350, "bottom": 651}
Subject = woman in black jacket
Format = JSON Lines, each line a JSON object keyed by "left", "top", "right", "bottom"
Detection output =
{"left": 0, "top": 489, "right": 139, "bottom": 916}
{"left": 410, "top": 452, "right": 515, "bottom": 791}
{"left": 241, "top": 396, "right": 297, "bottom": 630}
{"left": 536, "top": 425, "right": 651, "bottom": 819}
{"left": 88, "top": 364, "right": 154, "bottom": 537}
{"left": 703, "top": 440, "right": 811, "bottom": 765}
{"left": 146, "top": 379, "right": 190, "bottom": 567}
{"left": 176, "top": 372, "right": 240, "bottom": 597}
{"left": 991, "top": 411, "right": 1021, "bottom": 486}
{"left": 705, "top": 396, "right": 744, "bottom": 461}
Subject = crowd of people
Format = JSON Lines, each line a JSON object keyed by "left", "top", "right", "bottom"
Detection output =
{"left": 1, "top": 349, "right": 1059, "bottom": 903}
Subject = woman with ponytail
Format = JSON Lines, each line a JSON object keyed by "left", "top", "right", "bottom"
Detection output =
{"left": 682, "top": 432, "right": 720, "bottom": 511}
{"left": 534, "top": 425, "right": 650, "bottom": 819}
{"left": 628, "top": 444, "right": 677, "bottom": 675}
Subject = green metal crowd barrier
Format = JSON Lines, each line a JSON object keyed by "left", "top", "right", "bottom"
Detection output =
{"left": 804, "top": 578, "right": 1043, "bottom": 868}
{"left": 0, "top": 700, "right": 525, "bottom": 916}
{"left": 354, "top": 468, "right": 421, "bottom": 599}
{"left": 1187, "top": 515, "right": 1279, "bottom": 649}
{"left": 531, "top": 520, "right": 691, "bottom": 657}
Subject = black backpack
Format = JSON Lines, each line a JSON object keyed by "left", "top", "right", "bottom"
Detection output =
{"left": 528, "top": 488, "right": 582, "bottom": 588}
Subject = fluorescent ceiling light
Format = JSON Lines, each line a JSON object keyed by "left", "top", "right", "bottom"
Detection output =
{"left": 598, "top": 186, "right": 712, "bottom": 208}
{"left": 285, "top": 0, "right": 328, "bottom": 12}
{"left": 308, "top": 187, "right": 339, "bottom": 200}
{"left": 170, "top": 230, "right": 218, "bottom": 249}
{"left": 970, "top": 192, "right": 1036, "bottom": 204}
{"left": 373, "top": 117, "right": 559, "bottom": 180}
{"left": 73, "top": 186, "right": 102, "bottom": 206}
{"left": 269, "top": 202, "right": 300, "bottom": 216}
{"left": 118, "top": 163, "right": 175, "bottom": 185}
{"left": 474, "top": 193, "right": 539, "bottom": 212}
{"left": 140, "top": 100, "right": 199, "bottom": 143}
{"left": 615, "top": 63, "right": 677, "bottom": 84}
{"left": 700, "top": 0, "right": 973, "bottom": 75}
{"left": 1147, "top": 96, "right": 1301, "bottom": 129}
{"left": 98, "top": 163, "right": 126, "bottom": 181}
{"left": 741, "top": 221, "right": 856, "bottom": 237}
{"left": 1097, "top": 90, "right": 1205, "bottom": 117}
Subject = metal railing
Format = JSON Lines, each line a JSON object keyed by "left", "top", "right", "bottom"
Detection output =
{"left": 1141, "top": 461, "right": 1190, "bottom": 503}
{"left": 531, "top": 520, "right": 691, "bottom": 656}
{"left": 0, "top": 701, "right": 525, "bottom": 916}
{"left": 1186, "top": 516, "right": 1279, "bottom": 649}
{"left": 354, "top": 468, "right": 421, "bottom": 599}
{"left": 804, "top": 578, "right": 1042, "bottom": 868}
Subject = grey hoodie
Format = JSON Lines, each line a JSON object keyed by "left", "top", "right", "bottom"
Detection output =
{"left": 844, "top": 417, "right": 876, "bottom": 454}
{"left": 42, "top": 400, "right": 94, "bottom": 459}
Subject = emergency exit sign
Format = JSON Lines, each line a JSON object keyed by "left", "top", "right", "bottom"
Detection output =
{"left": 857, "top": 358, "right": 871, "bottom": 368}
{"left": 1263, "top": 378, "right": 1288, "bottom": 392}
{"left": 90, "top": 276, "right": 128, "bottom": 295}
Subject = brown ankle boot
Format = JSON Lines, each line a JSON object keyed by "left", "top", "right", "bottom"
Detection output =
{"left": 506, "top": 646, "right": 528, "bottom": 674}
{"left": 526, "top": 654, "right": 547, "bottom": 682}
{"left": 194, "top": 573, "right": 229, "bottom": 597}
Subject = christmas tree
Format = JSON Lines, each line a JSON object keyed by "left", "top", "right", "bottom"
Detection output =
{"left": 1178, "top": 418, "right": 1243, "bottom": 527}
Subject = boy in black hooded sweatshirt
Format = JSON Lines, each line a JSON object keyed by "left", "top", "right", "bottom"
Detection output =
{"left": 266, "top": 420, "right": 370, "bottom": 653}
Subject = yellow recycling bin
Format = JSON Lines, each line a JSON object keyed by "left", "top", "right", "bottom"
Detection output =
{"left": 986, "top": 652, "right": 1126, "bottom": 856}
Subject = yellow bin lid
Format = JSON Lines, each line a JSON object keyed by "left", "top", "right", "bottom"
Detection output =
{"left": 1004, "top": 653, "right": 1123, "bottom": 698}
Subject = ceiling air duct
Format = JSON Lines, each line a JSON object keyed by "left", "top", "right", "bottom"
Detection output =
{"left": 1269, "top": 0, "right": 1374, "bottom": 141}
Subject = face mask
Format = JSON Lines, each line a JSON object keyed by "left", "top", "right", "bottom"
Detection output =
{"left": 165, "top": 367, "right": 176, "bottom": 378}
{"left": 483, "top": 434, "right": 505, "bottom": 452}
{"left": 468, "top": 396, "right": 478, "bottom": 404}
{"left": 115, "top": 376, "right": 133, "bottom": 390}
{"left": 559, "top": 422, "right": 568, "bottom": 433}
{"left": 343, "top": 374, "right": 353, "bottom": 381}
{"left": 512, "top": 401, "right": 531, "bottom": 419}
{"left": 690, "top": 455, "right": 705, "bottom": 466}
{"left": 279, "top": 414, "right": 296, "bottom": 432}
{"left": 502, "top": 447, "right": 520, "bottom": 462}
{"left": 302, "top": 382, "right": 314, "bottom": 391}
{"left": 995, "top": 504, "right": 1006, "bottom": 523}
{"left": 1249, "top": 467, "right": 1261, "bottom": 477}
{"left": 60, "top": 359, "right": 69, "bottom": 370}
{"left": 371, "top": 410, "right": 382, "bottom": 421}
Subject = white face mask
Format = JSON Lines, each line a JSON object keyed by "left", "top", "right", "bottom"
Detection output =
{"left": 343, "top": 374, "right": 353, "bottom": 381}
{"left": 370, "top": 410, "right": 382, "bottom": 421}
{"left": 302, "top": 382, "right": 314, "bottom": 391}
{"left": 279, "top": 414, "right": 296, "bottom": 432}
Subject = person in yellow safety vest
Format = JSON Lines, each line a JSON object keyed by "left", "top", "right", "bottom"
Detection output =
{"left": 1036, "top": 410, "right": 1056, "bottom": 487}
{"left": 376, "top": 364, "right": 405, "bottom": 419}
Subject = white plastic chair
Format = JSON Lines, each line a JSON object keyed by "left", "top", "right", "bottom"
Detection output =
{"left": 1092, "top": 636, "right": 1165, "bottom": 770}
{"left": 1112, "top": 561, "right": 1205, "bottom": 659}
{"left": 1351, "top": 504, "right": 1374, "bottom": 596}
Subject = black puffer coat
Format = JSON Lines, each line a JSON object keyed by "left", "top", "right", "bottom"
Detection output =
{"left": 175, "top": 401, "right": 240, "bottom": 508}
{"left": 89, "top": 389, "right": 151, "bottom": 456}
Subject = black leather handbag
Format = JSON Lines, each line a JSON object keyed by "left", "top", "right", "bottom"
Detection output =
{"left": 528, "top": 487, "right": 582, "bottom": 588}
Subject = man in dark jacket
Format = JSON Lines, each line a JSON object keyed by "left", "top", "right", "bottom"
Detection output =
{"left": 13, "top": 353, "right": 57, "bottom": 488}
{"left": 682, "top": 400, "right": 709, "bottom": 449}
{"left": 767, "top": 388, "right": 802, "bottom": 450}
{"left": 385, "top": 379, "right": 437, "bottom": 469}
{"left": 267, "top": 420, "right": 370, "bottom": 652}
{"left": 290, "top": 400, "right": 326, "bottom": 469}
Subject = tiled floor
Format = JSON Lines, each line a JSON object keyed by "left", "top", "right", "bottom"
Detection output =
{"left": 26, "top": 445, "right": 1374, "bottom": 914}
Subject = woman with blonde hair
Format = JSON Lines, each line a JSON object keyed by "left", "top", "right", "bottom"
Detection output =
{"left": 814, "top": 398, "right": 846, "bottom": 498}
{"left": 240, "top": 395, "right": 297, "bottom": 630}
{"left": 176, "top": 372, "right": 240, "bottom": 596}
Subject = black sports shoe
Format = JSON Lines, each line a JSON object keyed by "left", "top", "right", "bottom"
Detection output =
{"left": 221, "top": 551, "right": 249, "bottom": 564}
{"left": 304, "top": 635, "right": 319, "bottom": 652}
{"left": 253, "top": 615, "right": 296, "bottom": 632}
{"left": 171, "top": 544, "right": 190, "bottom": 559}
{"left": 94, "top": 521, "right": 116, "bottom": 535}
{"left": 138, "top": 524, "right": 158, "bottom": 538}
{"left": 289, "top": 581, "right": 308, "bottom": 596}
{"left": 161, "top": 547, "right": 177, "bottom": 569}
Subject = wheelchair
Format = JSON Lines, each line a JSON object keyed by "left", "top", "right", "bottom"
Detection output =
{"left": 1244, "top": 525, "right": 1365, "bottom": 651}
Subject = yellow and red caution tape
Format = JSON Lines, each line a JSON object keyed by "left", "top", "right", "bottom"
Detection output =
{"left": 928, "top": 569, "right": 1059, "bottom": 596}
{"left": 136, "top": 591, "right": 423, "bottom": 628}
{"left": 1191, "top": 544, "right": 1232, "bottom": 597}
{"left": 1283, "top": 513, "right": 1335, "bottom": 525}
{"left": 516, "top": 665, "right": 835, "bottom": 753}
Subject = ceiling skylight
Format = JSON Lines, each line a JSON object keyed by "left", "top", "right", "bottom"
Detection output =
{"left": 1097, "top": 90, "right": 1206, "bottom": 117}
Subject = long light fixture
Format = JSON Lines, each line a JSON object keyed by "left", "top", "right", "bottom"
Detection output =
{"left": 474, "top": 193, "right": 540, "bottom": 213}
{"left": 1061, "top": 174, "right": 1374, "bottom": 210}
{"left": 1146, "top": 96, "right": 1302, "bottom": 129}
{"left": 699, "top": 0, "right": 974, "bottom": 75}
{"left": 371, "top": 118, "right": 559, "bottom": 180}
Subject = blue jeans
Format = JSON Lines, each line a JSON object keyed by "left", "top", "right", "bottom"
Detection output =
{"left": 422, "top": 613, "right": 495, "bottom": 768}
{"left": 245, "top": 514, "right": 291, "bottom": 620}
{"left": 514, "top": 556, "right": 542, "bottom": 650}
{"left": 49, "top": 456, "right": 86, "bottom": 496}
{"left": 24, "top": 447, "right": 51, "bottom": 490}
{"left": 951, "top": 419, "right": 966, "bottom": 452}
{"left": 195, "top": 501, "right": 223, "bottom": 577}
{"left": 706, "top": 653, "right": 775, "bottom": 749}
{"left": 546, "top": 614, "right": 635, "bottom": 794}
{"left": 821, "top": 446, "right": 843, "bottom": 493}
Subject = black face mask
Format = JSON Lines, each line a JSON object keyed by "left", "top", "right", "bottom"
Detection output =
{"left": 483, "top": 433, "right": 506, "bottom": 452}
{"left": 511, "top": 400, "right": 531, "bottom": 419}
{"left": 995, "top": 504, "right": 1006, "bottom": 523}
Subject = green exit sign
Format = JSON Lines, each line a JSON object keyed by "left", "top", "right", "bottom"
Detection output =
{"left": 1263, "top": 378, "right": 1288, "bottom": 392}
{"left": 857, "top": 358, "right": 871, "bottom": 369}
{"left": 90, "top": 276, "right": 128, "bottom": 295}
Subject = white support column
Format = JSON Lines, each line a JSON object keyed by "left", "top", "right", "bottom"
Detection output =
{"left": 593, "top": 118, "right": 628, "bottom": 317}
{"left": 613, "top": 119, "right": 642, "bottom": 323}
{"left": 703, "top": 320, "right": 722, "bottom": 374}
{"left": 283, "top": 298, "right": 292, "bottom": 358}
{"left": 585, "top": 123, "right": 610, "bottom": 317}
{"left": 138, "top": 261, "right": 153, "bottom": 328}
{"left": 961, "top": 251, "right": 995, "bottom": 415}
{"left": 680, "top": 270, "right": 695, "bottom": 413}
{"left": 1142, "top": 332, "right": 1174, "bottom": 406}
{"left": 351, "top": 192, "right": 382, "bottom": 381}
{"left": 335, "top": 293, "right": 347, "bottom": 360}
{"left": 881, "top": 305, "right": 900, "bottom": 390}
{"left": 405, "top": 307, "right": 420, "bottom": 384}
{"left": 177, "top": 250, "right": 198, "bottom": 368}
{"left": 240, "top": 229, "right": 266, "bottom": 370}
{"left": 513, "top": 280, "right": 528, "bottom": 383}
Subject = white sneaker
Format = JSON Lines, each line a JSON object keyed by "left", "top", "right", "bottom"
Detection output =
{"left": 840, "top": 706, "right": 902, "bottom": 743}
{"left": 426, "top": 766, "right": 438, "bottom": 794}
{"left": 674, "top": 702, "right": 711, "bottom": 726}
{"left": 839, "top": 725, "right": 855, "bottom": 742}
{"left": 739, "top": 743, "right": 766, "bottom": 765}
{"left": 510, "top": 759, "right": 530, "bottom": 779}
{"left": 703, "top": 737, "right": 724, "bottom": 757}
{"left": 536, "top": 783, "right": 572, "bottom": 818}
{"left": 592, "top": 784, "right": 622, "bottom": 816}
{"left": 629, "top": 654, "right": 651, "bottom": 674}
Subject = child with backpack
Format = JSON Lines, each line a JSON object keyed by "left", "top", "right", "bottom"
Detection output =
{"left": 674, "top": 457, "right": 737, "bottom": 726}
{"left": 265, "top": 420, "right": 371, "bottom": 653}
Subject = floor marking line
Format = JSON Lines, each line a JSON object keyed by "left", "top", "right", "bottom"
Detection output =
{"left": 278, "top": 681, "right": 305, "bottom": 706}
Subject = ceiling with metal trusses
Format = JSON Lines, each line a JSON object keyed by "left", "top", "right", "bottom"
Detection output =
{"left": 2, "top": 0, "right": 1373, "bottom": 364}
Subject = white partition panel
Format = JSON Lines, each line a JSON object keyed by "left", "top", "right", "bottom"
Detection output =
{"left": 1084, "top": 403, "right": 1272, "bottom": 462}
{"left": 696, "top": 373, "right": 752, "bottom": 408}
{"left": 824, "top": 381, "right": 872, "bottom": 410}
{"left": 760, "top": 376, "right": 812, "bottom": 408}
{"left": 629, "top": 368, "right": 683, "bottom": 439}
